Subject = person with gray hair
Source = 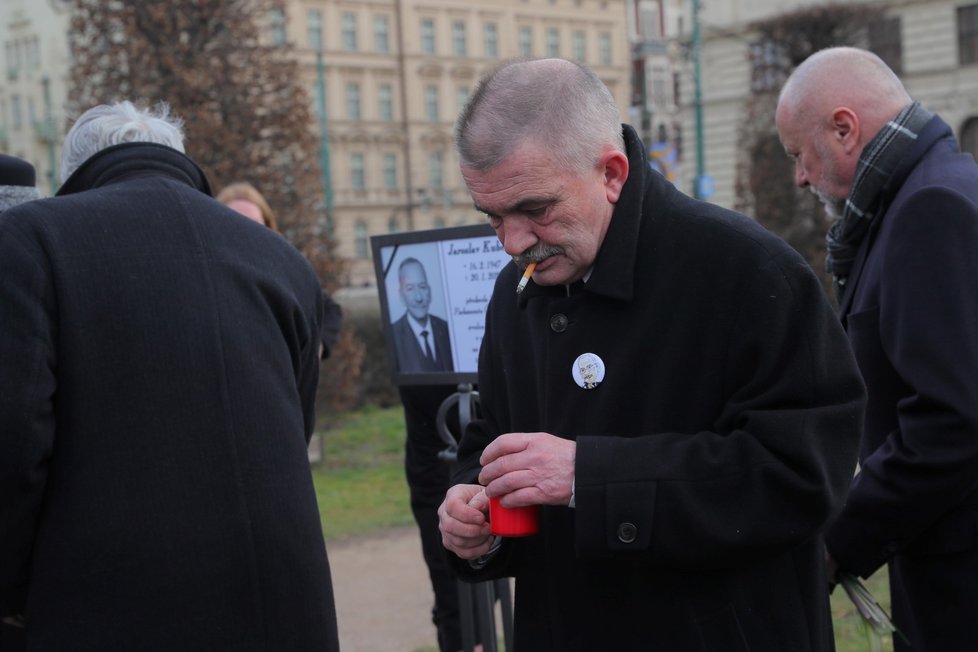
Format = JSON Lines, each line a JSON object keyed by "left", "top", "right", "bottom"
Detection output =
{"left": 439, "top": 58, "right": 865, "bottom": 651}
{"left": 0, "top": 101, "right": 339, "bottom": 651}
{"left": 776, "top": 46, "right": 978, "bottom": 652}
{"left": 0, "top": 153, "right": 41, "bottom": 212}
{"left": 59, "top": 100, "right": 185, "bottom": 182}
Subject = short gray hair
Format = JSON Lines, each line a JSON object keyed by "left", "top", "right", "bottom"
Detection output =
{"left": 60, "top": 101, "right": 186, "bottom": 181}
{"left": 455, "top": 58, "right": 624, "bottom": 175}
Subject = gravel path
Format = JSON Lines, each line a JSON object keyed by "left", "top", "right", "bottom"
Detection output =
{"left": 328, "top": 526, "right": 439, "bottom": 652}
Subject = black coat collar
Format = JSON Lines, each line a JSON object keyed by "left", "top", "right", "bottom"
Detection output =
{"left": 57, "top": 142, "right": 212, "bottom": 197}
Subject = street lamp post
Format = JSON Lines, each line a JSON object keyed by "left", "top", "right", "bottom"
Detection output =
{"left": 40, "top": 75, "right": 58, "bottom": 193}
{"left": 692, "top": 0, "right": 707, "bottom": 200}
{"left": 316, "top": 49, "right": 334, "bottom": 238}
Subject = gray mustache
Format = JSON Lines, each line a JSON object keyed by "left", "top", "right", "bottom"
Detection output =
{"left": 513, "top": 245, "right": 564, "bottom": 266}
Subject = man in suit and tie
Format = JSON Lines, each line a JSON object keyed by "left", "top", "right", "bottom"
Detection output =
{"left": 391, "top": 257, "right": 454, "bottom": 374}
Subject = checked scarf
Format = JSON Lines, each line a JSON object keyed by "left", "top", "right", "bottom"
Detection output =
{"left": 825, "top": 101, "right": 933, "bottom": 302}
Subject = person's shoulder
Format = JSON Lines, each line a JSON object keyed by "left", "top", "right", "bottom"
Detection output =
{"left": 665, "top": 197, "right": 798, "bottom": 260}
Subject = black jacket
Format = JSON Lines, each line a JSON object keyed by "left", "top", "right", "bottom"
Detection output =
{"left": 451, "top": 126, "right": 866, "bottom": 651}
{"left": 0, "top": 143, "right": 338, "bottom": 651}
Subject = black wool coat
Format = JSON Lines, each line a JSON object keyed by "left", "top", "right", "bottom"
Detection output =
{"left": 0, "top": 143, "right": 338, "bottom": 651}
{"left": 451, "top": 126, "right": 866, "bottom": 652}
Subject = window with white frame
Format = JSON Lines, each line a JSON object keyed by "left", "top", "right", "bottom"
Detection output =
{"left": 547, "top": 28, "right": 560, "bottom": 57}
{"left": 378, "top": 83, "right": 393, "bottom": 122}
{"left": 308, "top": 10, "right": 323, "bottom": 50}
{"left": 484, "top": 23, "right": 499, "bottom": 58}
{"left": 573, "top": 30, "right": 586, "bottom": 61}
{"left": 354, "top": 221, "right": 369, "bottom": 258}
{"left": 453, "top": 21, "right": 467, "bottom": 57}
{"left": 383, "top": 153, "right": 398, "bottom": 190}
{"left": 270, "top": 8, "right": 287, "bottom": 46}
{"left": 351, "top": 153, "right": 365, "bottom": 191}
{"left": 599, "top": 32, "right": 612, "bottom": 65}
{"left": 346, "top": 82, "right": 361, "bottom": 120}
{"left": 519, "top": 26, "right": 533, "bottom": 57}
{"left": 421, "top": 18, "right": 436, "bottom": 55}
{"left": 425, "top": 85, "right": 439, "bottom": 123}
{"left": 429, "top": 151, "right": 444, "bottom": 189}
{"left": 342, "top": 12, "right": 358, "bottom": 51}
{"left": 375, "top": 15, "right": 390, "bottom": 53}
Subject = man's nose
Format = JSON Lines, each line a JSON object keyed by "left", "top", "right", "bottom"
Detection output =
{"left": 501, "top": 215, "right": 538, "bottom": 257}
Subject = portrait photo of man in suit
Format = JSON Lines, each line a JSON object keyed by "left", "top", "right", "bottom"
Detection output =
{"left": 391, "top": 257, "right": 454, "bottom": 374}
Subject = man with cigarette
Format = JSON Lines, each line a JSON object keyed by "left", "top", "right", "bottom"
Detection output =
{"left": 438, "top": 58, "right": 866, "bottom": 650}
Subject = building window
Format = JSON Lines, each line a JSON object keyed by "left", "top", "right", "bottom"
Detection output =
{"left": 429, "top": 151, "right": 444, "bottom": 189}
{"left": 519, "top": 26, "right": 533, "bottom": 57}
{"left": 388, "top": 216, "right": 400, "bottom": 233}
{"left": 354, "top": 221, "right": 369, "bottom": 258}
{"left": 959, "top": 4, "right": 978, "bottom": 64}
{"left": 425, "top": 85, "right": 439, "bottom": 123}
{"left": 421, "top": 18, "right": 436, "bottom": 55}
{"left": 346, "top": 82, "right": 361, "bottom": 120}
{"left": 547, "top": 28, "right": 560, "bottom": 58}
{"left": 342, "top": 12, "right": 358, "bottom": 51}
{"left": 598, "top": 32, "right": 612, "bottom": 65}
{"left": 572, "top": 30, "right": 586, "bottom": 62}
{"left": 484, "top": 23, "right": 499, "bottom": 58}
{"left": 11, "top": 95, "right": 23, "bottom": 130}
{"left": 457, "top": 86, "right": 470, "bottom": 113}
{"left": 374, "top": 15, "right": 390, "bottom": 53}
{"left": 869, "top": 16, "right": 903, "bottom": 75}
{"left": 748, "top": 39, "right": 788, "bottom": 93}
{"left": 453, "top": 21, "right": 467, "bottom": 57}
{"left": 307, "top": 10, "right": 323, "bottom": 51}
{"left": 383, "top": 153, "right": 398, "bottom": 190}
{"left": 433, "top": 217, "right": 447, "bottom": 229}
{"left": 351, "top": 153, "right": 365, "bottom": 191}
{"left": 378, "top": 83, "right": 393, "bottom": 122}
{"left": 270, "top": 8, "right": 287, "bottom": 46}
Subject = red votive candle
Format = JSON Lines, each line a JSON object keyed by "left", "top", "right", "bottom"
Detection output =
{"left": 489, "top": 496, "right": 539, "bottom": 537}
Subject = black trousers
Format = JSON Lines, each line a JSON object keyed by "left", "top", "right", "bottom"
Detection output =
{"left": 399, "top": 385, "right": 478, "bottom": 652}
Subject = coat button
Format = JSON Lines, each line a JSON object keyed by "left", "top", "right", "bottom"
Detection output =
{"left": 550, "top": 313, "right": 568, "bottom": 332}
{"left": 617, "top": 522, "right": 637, "bottom": 543}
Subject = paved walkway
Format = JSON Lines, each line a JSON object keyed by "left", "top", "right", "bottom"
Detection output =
{"left": 328, "top": 526, "right": 439, "bottom": 652}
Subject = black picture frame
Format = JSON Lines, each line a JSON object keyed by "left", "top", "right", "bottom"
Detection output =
{"left": 371, "top": 224, "right": 511, "bottom": 386}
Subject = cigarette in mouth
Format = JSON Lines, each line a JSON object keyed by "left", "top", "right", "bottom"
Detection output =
{"left": 516, "top": 262, "right": 537, "bottom": 294}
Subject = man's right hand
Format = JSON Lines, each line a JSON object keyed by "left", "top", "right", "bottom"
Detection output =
{"left": 438, "top": 483, "right": 493, "bottom": 559}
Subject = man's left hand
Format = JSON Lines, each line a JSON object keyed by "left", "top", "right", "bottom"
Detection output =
{"left": 478, "top": 432, "right": 575, "bottom": 507}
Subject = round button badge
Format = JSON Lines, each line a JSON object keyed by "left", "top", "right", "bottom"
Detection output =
{"left": 572, "top": 352, "right": 605, "bottom": 390}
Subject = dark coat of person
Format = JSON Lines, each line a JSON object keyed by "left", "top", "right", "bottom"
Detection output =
{"left": 392, "top": 312, "right": 454, "bottom": 373}
{"left": 449, "top": 125, "right": 866, "bottom": 651}
{"left": 824, "top": 115, "right": 978, "bottom": 652}
{"left": 0, "top": 143, "right": 339, "bottom": 651}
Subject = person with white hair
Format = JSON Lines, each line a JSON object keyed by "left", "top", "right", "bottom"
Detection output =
{"left": 0, "top": 101, "right": 339, "bottom": 651}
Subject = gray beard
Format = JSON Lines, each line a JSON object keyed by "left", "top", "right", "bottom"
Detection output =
{"left": 812, "top": 186, "right": 845, "bottom": 220}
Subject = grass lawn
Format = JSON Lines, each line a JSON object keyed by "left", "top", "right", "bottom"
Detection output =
{"left": 312, "top": 404, "right": 896, "bottom": 651}
{"left": 312, "top": 404, "right": 414, "bottom": 541}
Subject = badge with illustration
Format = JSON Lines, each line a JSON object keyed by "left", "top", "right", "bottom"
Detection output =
{"left": 572, "top": 352, "right": 606, "bottom": 389}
